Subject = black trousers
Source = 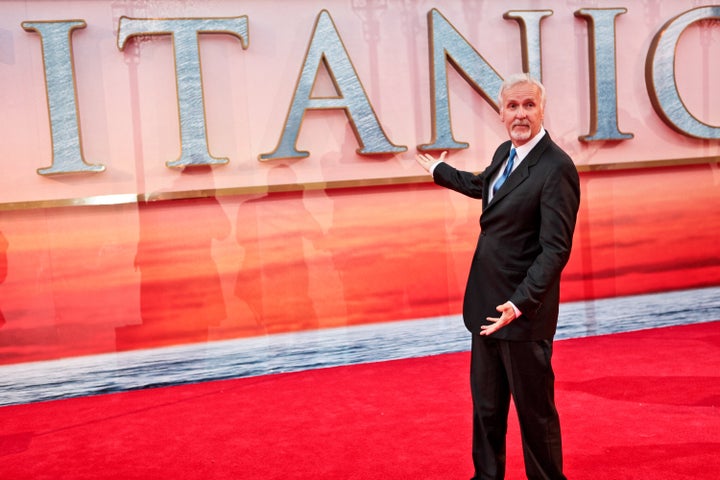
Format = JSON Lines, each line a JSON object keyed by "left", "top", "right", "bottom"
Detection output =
{"left": 470, "top": 335, "right": 566, "bottom": 480}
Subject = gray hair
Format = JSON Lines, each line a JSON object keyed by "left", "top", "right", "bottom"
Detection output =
{"left": 497, "top": 73, "right": 546, "bottom": 112}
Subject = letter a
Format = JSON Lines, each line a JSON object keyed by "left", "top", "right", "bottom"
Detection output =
{"left": 260, "top": 10, "right": 405, "bottom": 160}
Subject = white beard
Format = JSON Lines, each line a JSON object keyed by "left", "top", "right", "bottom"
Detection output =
{"left": 510, "top": 127, "right": 532, "bottom": 143}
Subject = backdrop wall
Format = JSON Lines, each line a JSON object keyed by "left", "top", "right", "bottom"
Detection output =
{"left": 0, "top": 0, "right": 718, "bottom": 405}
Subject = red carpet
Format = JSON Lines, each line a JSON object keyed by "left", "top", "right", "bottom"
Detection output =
{"left": 2, "top": 321, "right": 719, "bottom": 479}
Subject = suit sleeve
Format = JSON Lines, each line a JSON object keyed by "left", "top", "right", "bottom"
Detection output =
{"left": 432, "top": 162, "right": 486, "bottom": 200}
{"left": 510, "top": 157, "right": 580, "bottom": 317}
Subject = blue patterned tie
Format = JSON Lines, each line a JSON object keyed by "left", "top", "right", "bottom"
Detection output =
{"left": 493, "top": 147, "right": 516, "bottom": 195}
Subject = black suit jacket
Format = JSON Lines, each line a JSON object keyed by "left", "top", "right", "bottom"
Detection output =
{"left": 433, "top": 132, "right": 580, "bottom": 341}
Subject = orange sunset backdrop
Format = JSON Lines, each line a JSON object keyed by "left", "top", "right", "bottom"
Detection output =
{"left": 0, "top": 162, "right": 718, "bottom": 365}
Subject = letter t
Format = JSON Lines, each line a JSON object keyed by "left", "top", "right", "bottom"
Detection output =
{"left": 117, "top": 16, "right": 249, "bottom": 168}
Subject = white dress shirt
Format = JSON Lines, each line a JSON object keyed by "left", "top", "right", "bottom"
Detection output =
{"left": 487, "top": 127, "right": 546, "bottom": 203}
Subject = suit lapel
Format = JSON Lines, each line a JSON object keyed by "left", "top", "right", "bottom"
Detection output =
{"left": 484, "top": 134, "right": 552, "bottom": 211}
{"left": 483, "top": 142, "right": 512, "bottom": 210}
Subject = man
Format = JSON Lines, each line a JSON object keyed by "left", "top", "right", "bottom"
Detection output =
{"left": 416, "top": 73, "right": 580, "bottom": 480}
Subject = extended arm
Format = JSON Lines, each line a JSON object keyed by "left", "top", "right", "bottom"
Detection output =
{"left": 416, "top": 151, "right": 487, "bottom": 200}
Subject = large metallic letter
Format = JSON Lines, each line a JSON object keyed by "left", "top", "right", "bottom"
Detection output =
{"left": 260, "top": 10, "right": 405, "bottom": 160}
{"left": 575, "top": 8, "right": 633, "bottom": 142}
{"left": 503, "top": 10, "right": 553, "bottom": 81}
{"left": 646, "top": 6, "right": 720, "bottom": 139}
{"left": 117, "top": 16, "right": 249, "bottom": 168}
{"left": 419, "top": 9, "right": 503, "bottom": 151}
{"left": 22, "top": 20, "right": 106, "bottom": 175}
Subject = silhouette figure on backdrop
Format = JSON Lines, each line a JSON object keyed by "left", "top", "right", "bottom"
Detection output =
{"left": 116, "top": 166, "right": 231, "bottom": 350}
{"left": 234, "top": 164, "right": 322, "bottom": 334}
{"left": 318, "top": 126, "right": 454, "bottom": 326}
{"left": 0, "top": 231, "right": 7, "bottom": 328}
{"left": 416, "top": 73, "right": 580, "bottom": 480}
